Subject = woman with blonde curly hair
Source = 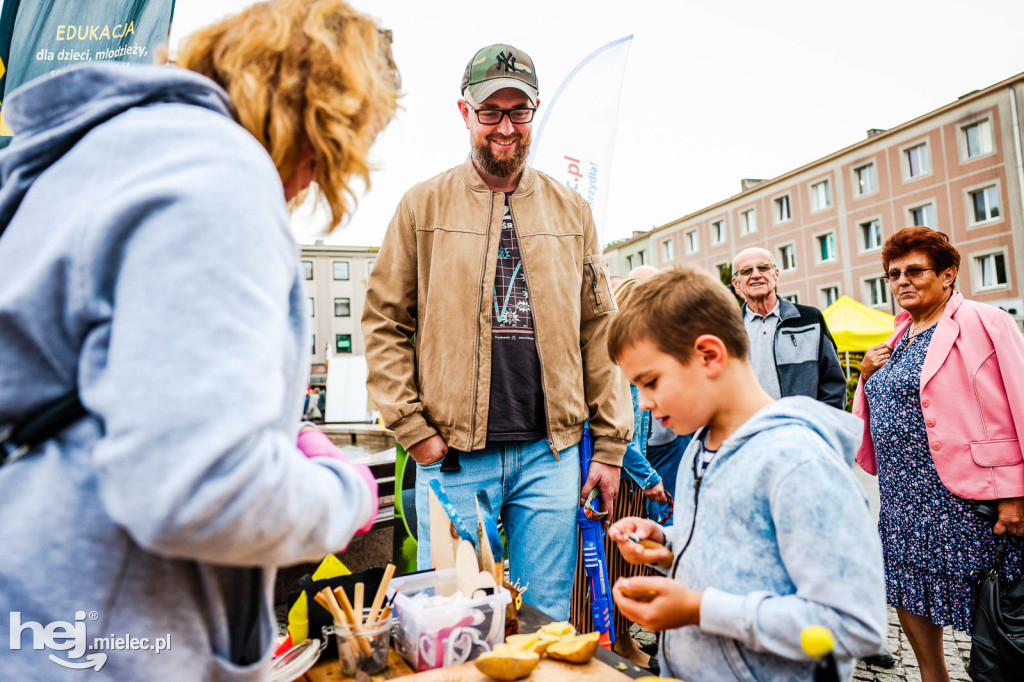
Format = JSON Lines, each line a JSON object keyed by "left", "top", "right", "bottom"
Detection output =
{"left": 0, "top": 0, "right": 397, "bottom": 678}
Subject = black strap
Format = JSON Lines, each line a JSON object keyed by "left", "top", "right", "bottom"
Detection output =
{"left": 0, "top": 389, "right": 86, "bottom": 467}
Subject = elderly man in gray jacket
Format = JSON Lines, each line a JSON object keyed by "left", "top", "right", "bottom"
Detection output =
{"left": 732, "top": 247, "right": 847, "bottom": 409}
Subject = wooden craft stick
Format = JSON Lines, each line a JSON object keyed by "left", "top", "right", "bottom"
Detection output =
{"left": 334, "top": 586, "right": 373, "bottom": 656}
{"left": 366, "top": 564, "right": 396, "bottom": 626}
{"left": 354, "top": 582, "right": 365, "bottom": 627}
{"left": 314, "top": 588, "right": 345, "bottom": 626}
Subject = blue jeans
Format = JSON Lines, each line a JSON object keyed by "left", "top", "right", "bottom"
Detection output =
{"left": 645, "top": 434, "right": 691, "bottom": 526}
{"left": 415, "top": 438, "right": 580, "bottom": 620}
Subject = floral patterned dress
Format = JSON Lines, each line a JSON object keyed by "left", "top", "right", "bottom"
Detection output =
{"left": 864, "top": 325, "right": 1024, "bottom": 631}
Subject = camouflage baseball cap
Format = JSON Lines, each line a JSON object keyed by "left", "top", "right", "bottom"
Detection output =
{"left": 461, "top": 44, "right": 539, "bottom": 104}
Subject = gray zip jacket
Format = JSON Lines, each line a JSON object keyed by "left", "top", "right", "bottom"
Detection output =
{"left": 659, "top": 397, "right": 886, "bottom": 681}
{"left": 744, "top": 299, "right": 848, "bottom": 409}
{"left": 0, "top": 63, "right": 375, "bottom": 680}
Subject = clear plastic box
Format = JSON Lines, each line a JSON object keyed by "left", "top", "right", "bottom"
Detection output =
{"left": 387, "top": 568, "right": 511, "bottom": 672}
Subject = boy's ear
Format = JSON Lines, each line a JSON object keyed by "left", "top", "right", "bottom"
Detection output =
{"left": 693, "top": 334, "right": 728, "bottom": 377}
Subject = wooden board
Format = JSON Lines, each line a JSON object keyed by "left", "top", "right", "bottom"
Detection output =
{"left": 399, "top": 656, "right": 632, "bottom": 681}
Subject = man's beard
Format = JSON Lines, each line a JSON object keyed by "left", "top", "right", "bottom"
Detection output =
{"left": 472, "top": 133, "right": 531, "bottom": 179}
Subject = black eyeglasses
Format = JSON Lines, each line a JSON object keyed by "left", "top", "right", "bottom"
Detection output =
{"left": 465, "top": 104, "right": 536, "bottom": 125}
{"left": 735, "top": 262, "right": 776, "bottom": 278}
{"left": 884, "top": 267, "right": 937, "bottom": 283}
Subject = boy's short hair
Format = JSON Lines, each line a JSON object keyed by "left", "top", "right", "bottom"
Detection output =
{"left": 607, "top": 267, "right": 750, "bottom": 365}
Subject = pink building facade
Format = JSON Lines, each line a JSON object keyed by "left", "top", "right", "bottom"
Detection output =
{"left": 605, "top": 72, "right": 1024, "bottom": 322}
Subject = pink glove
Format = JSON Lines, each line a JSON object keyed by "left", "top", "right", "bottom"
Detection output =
{"left": 297, "top": 428, "right": 379, "bottom": 536}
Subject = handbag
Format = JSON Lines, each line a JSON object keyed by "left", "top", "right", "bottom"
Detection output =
{"left": 968, "top": 503, "right": 1024, "bottom": 682}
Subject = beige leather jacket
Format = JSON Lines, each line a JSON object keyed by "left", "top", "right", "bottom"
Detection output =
{"left": 362, "top": 157, "right": 631, "bottom": 466}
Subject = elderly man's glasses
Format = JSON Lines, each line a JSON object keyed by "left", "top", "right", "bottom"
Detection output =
{"left": 466, "top": 104, "right": 536, "bottom": 125}
{"left": 736, "top": 262, "right": 776, "bottom": 278}
{"left": 884, "top": 267, "right": 938, "bottom": 283}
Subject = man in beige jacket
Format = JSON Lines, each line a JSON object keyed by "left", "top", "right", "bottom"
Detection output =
{"left": 362, "top": 43, "right": 631, "bottom": 619}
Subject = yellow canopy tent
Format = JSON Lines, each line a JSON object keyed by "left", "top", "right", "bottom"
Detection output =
{"left": 822, "top": 296, "right": 896, "bottom": 379}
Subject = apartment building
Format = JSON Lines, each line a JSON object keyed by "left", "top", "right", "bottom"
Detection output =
{"left": 605, "top": 71, "right": 1024, "bottom": 322}
{"left": 300, "top": 242, "right": 377, "bottom": 381}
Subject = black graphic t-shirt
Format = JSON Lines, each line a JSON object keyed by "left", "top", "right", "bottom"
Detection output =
{"left": 487, "top": 194, "right": 546, "bottom": 441}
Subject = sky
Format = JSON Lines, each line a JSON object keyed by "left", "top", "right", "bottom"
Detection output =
{"left": 165, "top": 0, "right": 1024, "bottom": 248}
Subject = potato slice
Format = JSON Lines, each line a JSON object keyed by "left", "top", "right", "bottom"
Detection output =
{"left": 474, "top": 648, "right": 540, "bottom": 680}
{"left": 545, "top": 631, "right": 600, "bottom": 663}
{"left": 538, "top": 621, "right": 575, "bottom": 638}
{"left": 504, "top": 634, "right": 540, "bottom": 650}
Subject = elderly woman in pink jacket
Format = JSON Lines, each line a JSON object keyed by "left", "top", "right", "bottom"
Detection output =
{"left": 854, "top": 227, "right": 1024, "bottom": 682}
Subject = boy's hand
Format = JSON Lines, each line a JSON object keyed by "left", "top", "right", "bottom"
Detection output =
{"left": 612, "top": 576, "right": 701, "bottom": 631}
{"left": 608, "top": 517, "right": 669, "bottom": 566}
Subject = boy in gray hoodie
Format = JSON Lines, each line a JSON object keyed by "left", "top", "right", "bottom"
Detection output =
{"left": 606, "top": 268, "right": 886, "bottom": 682}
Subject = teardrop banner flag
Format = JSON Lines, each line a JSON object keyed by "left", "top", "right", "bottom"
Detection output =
{"left": 529, "top": 35, "right": 632, "bottom": 242}
{"left": 0, "top": 0, "right": 176, "bottom": 144}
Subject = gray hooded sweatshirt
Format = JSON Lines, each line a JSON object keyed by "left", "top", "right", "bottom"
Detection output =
{"left": 0, "top": 63, "right": 374, "bottom": 679}
{"left": 660, "top": 397, "right": 886, "bottom": 682}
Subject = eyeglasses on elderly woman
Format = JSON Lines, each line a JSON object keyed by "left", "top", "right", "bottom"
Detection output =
{"left": 883, "top": 267, "right": 940, "bottom": 283}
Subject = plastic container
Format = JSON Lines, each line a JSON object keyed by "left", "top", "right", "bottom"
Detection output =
{"left": 326, "top": 610, "right": 392, "bottom": 676}
{"left": 387, "top": 568, "right": 511, "bottom": 672}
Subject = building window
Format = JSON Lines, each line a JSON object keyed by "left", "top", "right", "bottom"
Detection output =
{"left": 740, "top": 208, "right": 757, "bottom": 234}
{"left": 817, "top": 233, "right": 836, "bottom": 262}
{"left": 854, "top": 163, "right": 877, "bottom": 196}
{"left": 860, "top": 219, "right": 883, "bottom": 251}
{"left": 821, "top": 286, "right": 839, "bottom": 307}
{"left": 964, "top": 120, "right": 993, "bottom": 159}
{"left": 301, "top": 260, "right": 313, "bottom": 280}
{"left": 332, "top": 261, "right": 350, "bottom": 280}
{"left": 975, "top": 252, "right": 1008, "bottom": 290}
{"left": 367, "top": 260, "right": 375, "bottom": 276}
{"left": 638, "top": 250, "right": 647, "bottom": 265}
{"left": 810, "top": 180, "right": 831, "bottom": 211}
{"left": 335, "top": 334, "right": 353, "bottom": 353}
{"left": 334, "top": 298, "right": 351, "bottom": 317}
{"left": 866, "top": 278, "right": 889, "bottom": 306}
{"left": 905, "top": 142, "right": 930, "bottom": 178}
{"left": 969, "top": 185, "right": 1000, "bottom": 224}
{"left": 685, "top": 229, "right": 699, "bottom": 254}
{"left": 311, "top": 334, "right": 316, "bottom": 355}
{"left": 909, "top": 203, "right": 936, "bottom": 228}
{"left": 625, "top": 254, "right": 634, "bottom": 270}
{"left": 711, "top": 219, "right": 726, "bottom": 244}
{"left": 662, "top": 238, "right": 674, "bottom": 262}
{"left": 778, "top": 244, "right": 796, "bottom": 271}
{"left": 309, "top": 297, "right": 315, "bottom": 317}
{"left": 715, "top": 262, "right": 731, "bottom": 282}
{"left": 782, "top": 293, "right": 799, "bottom": 304}
{"left": 774, "top": 195, "right": 791, "bottom": 223}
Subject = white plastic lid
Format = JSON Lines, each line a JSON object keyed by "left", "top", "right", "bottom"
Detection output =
{"left": 271, "top": 638, "right": 323, "bottom": 682}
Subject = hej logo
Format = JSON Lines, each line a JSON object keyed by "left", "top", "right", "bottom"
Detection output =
{"left": 8, "top": 611, "right": 107, "bottom": 671}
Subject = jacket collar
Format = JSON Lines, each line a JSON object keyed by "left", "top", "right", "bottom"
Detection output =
{"left": 459, "top": 154, "right": 537, "bottom": 196}
{"left": 919, "top": 289, "right": 962, "bottom": 391}
{"left": 742, "top": 296, "right": 798, "bottom": 322}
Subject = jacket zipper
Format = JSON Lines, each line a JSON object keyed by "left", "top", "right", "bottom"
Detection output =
{"left": 585, "top": 261, "right": 600, "bottom": 308}
{"left": 506, "top": 195, "right": 558, "bottom": 460}
{"left": 469, "top": 192, "right": 495, "bottom": 450}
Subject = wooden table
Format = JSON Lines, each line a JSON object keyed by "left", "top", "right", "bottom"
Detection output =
{"left": 304, "top": 604, "right": 646, "bottom": 681}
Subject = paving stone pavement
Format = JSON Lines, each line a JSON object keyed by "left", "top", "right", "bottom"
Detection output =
{"left": 853, "top": 607, "right": 974, "bottom": 682}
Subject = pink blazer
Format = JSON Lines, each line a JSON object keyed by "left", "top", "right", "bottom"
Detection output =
{"left": 854, "top": 291, "right": 1024, "bottom": 500}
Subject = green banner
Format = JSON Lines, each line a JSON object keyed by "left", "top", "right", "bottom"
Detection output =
{"left": 0, "top": 0, "right": 175, "bottom": 139}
